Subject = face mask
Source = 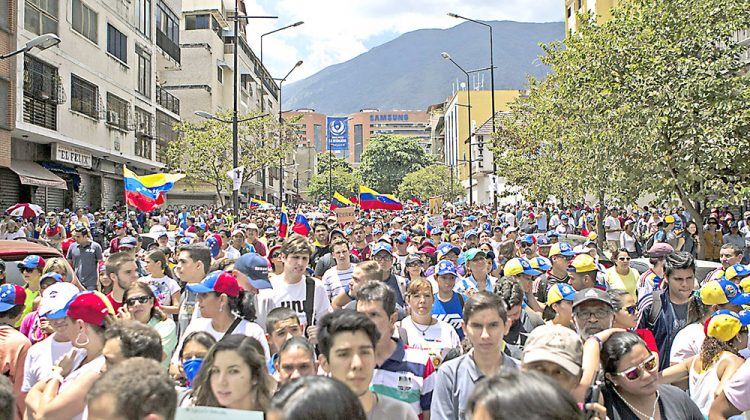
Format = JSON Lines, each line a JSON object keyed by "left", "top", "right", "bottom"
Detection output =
{"left": 182, "top": 358, "right": 204, "bottom": 388}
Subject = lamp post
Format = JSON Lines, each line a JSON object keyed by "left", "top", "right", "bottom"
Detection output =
{"left": 0, "top": 33, "right": 60, "bottom": 60}
{"left": 275, "top": 60, "right": 303, "bottom": 207}
{"left": 448, "top": 13, "right": 497, "bottom": 210}
{"left": 227, "top": 7, "right": 277, "bottom": 215}
{"left": 441, "top": 52, "right": 474, "bottom": 206}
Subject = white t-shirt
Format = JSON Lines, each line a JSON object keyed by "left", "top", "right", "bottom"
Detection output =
{"left": 59, "top": 354, "right": 105, "bottom": 420}
{"left": 140, "top": 275, "right": 181, "bottom": 306}
{"left": 269, "top": 275, "right": 332, "bottom": 327}
{"left": 173, "top": 317, "right": 270, "bottom": 365}
{"left": 21, "top": 334, "right": 77, "bottom": 392}
{"left": 399, "top": 317, "right": 461, "bottom": 368}
{"left": 605, "top": 216, "right": 621, "bottom": 241}
{"left": 670, "top": 323, "right": 705, "bottom": 364}
{"left": 224, "top": 246, "right": 240, "bottom": 261}
{"left": 321, "top": 265, "right": 354, "bottom": 300}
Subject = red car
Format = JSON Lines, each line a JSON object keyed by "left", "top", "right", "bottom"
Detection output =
{"left": 0, "top": 239, "right": 82, "bottom": 288}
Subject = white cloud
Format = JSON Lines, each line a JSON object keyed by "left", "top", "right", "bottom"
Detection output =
{"left": 242, "top": 0, "right": 563, "bottom": 83}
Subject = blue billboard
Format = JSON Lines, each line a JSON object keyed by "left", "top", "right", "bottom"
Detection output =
{"left": 326, "top": 116, "right": 349, "bottom": 151}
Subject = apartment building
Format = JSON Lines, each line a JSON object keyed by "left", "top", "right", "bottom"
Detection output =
{"left": 1, "top": 0, "right": 181, "bottom": 211}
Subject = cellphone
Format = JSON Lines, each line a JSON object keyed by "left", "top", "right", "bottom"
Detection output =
{"left": 584, "top": 380, "right": 602, "bottom": 419}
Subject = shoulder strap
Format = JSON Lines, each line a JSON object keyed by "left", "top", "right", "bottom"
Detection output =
{"left": 457, "top": 292, "right": 464, "bottom": 310}
{"left": 304, "top": 276, "right": 316, "bottom": 327}
{"left": 222, "top": 317, "right": 242, "bottom": 339}
{"left": 649, "top": 290, "right": 664, "bottom": 326}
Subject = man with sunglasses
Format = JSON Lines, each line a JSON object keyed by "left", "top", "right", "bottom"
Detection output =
{"left": 516, "top": 234, "right": 538, "bottom": 259}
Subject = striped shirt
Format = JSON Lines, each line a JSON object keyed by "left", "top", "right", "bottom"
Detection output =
{"left": 371, "top": 338, "right": 436, "bottom": 417}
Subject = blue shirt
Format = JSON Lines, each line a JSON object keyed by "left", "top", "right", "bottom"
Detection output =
{"left": 455, "top": 274, "right": 496, "bottom": 295}
{"left": 432, "top": 292, "right": 465, "bottom": 339}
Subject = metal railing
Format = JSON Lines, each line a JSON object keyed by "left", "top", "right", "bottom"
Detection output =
{"left": 156, "top": 85, "right": 180, "bottom": 115}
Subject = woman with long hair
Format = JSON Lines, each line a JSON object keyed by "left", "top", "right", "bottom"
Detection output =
{"left": 172, "top": 271, "right": 270, "bottom": 368}
{"left": 121, "top": 282, "right": 178, "bottom": 367}
{"left": 542, "top": 283, "right": 575, "bottom": 328}
{"left": 607, "top": 289, "right": 658, "bottom": 354}
{"left": 97, "top": 261, "right": 113, "bottom": 295}
{"left": 677, "top": 221, "right": 701, "bottom": 258}
{"left": 26, "top": 291, "right": 116, "bottom": 420}
{"left": 404, "top": 254, "right": 427, "bottom": 283}
{"left": 600, "top": 331, "right": 702, "bottom": 419}
{"left": 605, "top": 249, "right": 639, "bottom": 298}
{"left": 660, "top": 310, "right": 748, "bottom": 416}
{"left": 140, "top": 249, "right": 180, "bottom": 315}
{"left": 192, "top": 335, "right": 273, "bottom": 411}
{"left": 619, "top": 221, "right": 639, "bottom": 258}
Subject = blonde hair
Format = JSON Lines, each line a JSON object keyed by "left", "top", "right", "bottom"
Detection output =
{"left": 43, "top": 257, "right": 69, "bottom": 276}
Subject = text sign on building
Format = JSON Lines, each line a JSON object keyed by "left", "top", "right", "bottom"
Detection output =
{"left": 326, "top": 117, "right": 349, "bottom": 151}
{"left": 52, "top": 143, "right": 92, "bottom": 169}
{"left": 369, "top": 113, "right": 409, "bottom": 122}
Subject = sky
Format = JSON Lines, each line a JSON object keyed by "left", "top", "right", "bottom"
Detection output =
{"left": 242, "top": 0, "right": 564, "bottom": 83}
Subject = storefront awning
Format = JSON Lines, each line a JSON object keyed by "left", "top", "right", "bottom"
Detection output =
{"left": 9, "top": 160, "right": 68, "bottom": 190}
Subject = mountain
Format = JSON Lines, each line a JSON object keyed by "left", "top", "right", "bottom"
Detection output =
{"left": 283, "top": 21, "right": 565, "bottom": 115}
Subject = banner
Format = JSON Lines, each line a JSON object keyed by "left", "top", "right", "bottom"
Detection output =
{"left": 335, "top": 207, "right": 356, "bottom": 224}
{"left": 429, "top": 196, "right": 443, "bottom": 215}
{"left": 327, "top": 116, "right": 349, "bottom": 151}
{"left": 226, "top": 166, "right": 245, "bottom": 191}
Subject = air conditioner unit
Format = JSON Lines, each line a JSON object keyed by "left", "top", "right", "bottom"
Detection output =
{"left": 108, "top": 111, "right": 120, "bottom": 126}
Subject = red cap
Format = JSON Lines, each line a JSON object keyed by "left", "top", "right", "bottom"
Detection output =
{"left": 66, "top": 292, "right": 115, "bottom": 326}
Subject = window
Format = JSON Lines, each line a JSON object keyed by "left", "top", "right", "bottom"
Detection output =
{"left": 155, "top": 1, "right": 180, "bottom": 62}
{"left": 135, "top": 107, "right": 153, "bottom": 159}
{"left": 0, "top": 80, "right": 9, "bottom": 129}
{"left": 185, "top": 14, "right": 209, "bottom": 30}
{"left": 23, "top": 55, "right": 59, "bottom": 130}
{"left": 106, "top": 93, "right": 129, "bottom": 130}
{"left": 217, "top": 66, "right": 223, "bottom": 83}
{"left": 0, "top": 0, "right": 8, "bottom": 30}
{"left": 70, "top": 75, "right": 98, "bottom": 118}
{"left": 107, "top": 24, "right": 127, "bottom": 63}
{"left": 72, "top": 0, "right": 97, "bottom": 43}
{"left": 354, "top": 124, "right": 363, "bottom": 162}
{"left": 136, "top": 45, "right": 151, "bottom": 98}
{"left": 135, "top": 0, "right": 151, "bottom": 39}
{"left": 25, "top": 0, "right": 58, "bottom": 35}
{"left": 156, "top": 110, "right": 178, "bottom": 163}
{"left": 313, "top": 124, "right": 322, "bottom": 152}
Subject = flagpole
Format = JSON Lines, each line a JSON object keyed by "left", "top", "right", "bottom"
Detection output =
{"left": 123, "top": 165, "right": 129, "bottom": 220}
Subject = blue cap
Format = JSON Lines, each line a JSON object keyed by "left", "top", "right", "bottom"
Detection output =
{"left": 234, "top": 253, "right": 272, "bottom": 290}
{"left": 431, "top": 227, "right": 443, "bottom": 235}
{"left": 195, "top": 222, "right": 207, "bottom": 231}
{"left": 467, "top": 215, "right": 477, "bottom": 222}
{"left": 537, "top": 235, "right": 550, "bottom": 246}
{"left": 119, "top": 236, "right": 137, "bottom": 248}
{"left": 372, "top": 242, "right": 393, "bottom": 256}
{"left": 395, "top": 232, "right": 409, "bottom": 244}
{"left": 114, "top": 221, "right": 125, "bottom": 228}
{"left": 546, "top": 230, "right": 560, "bottom": 238}
{"left": 0, "top": 284, "right": 26, "bottom": 312}
{"left": 17, "top": 255, "right": 45, "bottom": 270}
{"left": 436, "top": 243, "right": 461, "bottom": 258}
{"left": 464, "top": 248, "right": 488, "bottom": 262}
{"left": 39, "top": 272, "right": 64, "bottom": 284}
{"left": 373, "top": 228, "right": 383, "bottom": 235}
{"left": 436, "top": 260, "right": 458, "bottom": 276}
{"left": 205, "top": 236, "right": 221, "bottom": 258}
{"left": 520, "top": 234, "right": 536, "bottom": 244}
{"left": 464, "top": 229, "right": 478, "bottom": 239}
{"left": 186, "top": 271, "right": 241, "bottom": 297}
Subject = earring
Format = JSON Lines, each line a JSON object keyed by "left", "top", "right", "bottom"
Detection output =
{"left": 75, "top": 331, "right": 90, "bottom": 347}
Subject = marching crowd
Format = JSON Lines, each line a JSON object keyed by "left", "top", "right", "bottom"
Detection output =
{"left": 1, "top": 202, "right": 750, "bottom": 419}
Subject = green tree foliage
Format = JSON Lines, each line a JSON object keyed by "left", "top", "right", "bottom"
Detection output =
{"left": 358, "top": 135, "right": 432, "bottom": 193}
{"left": 317, "top": 152, "right": 354, "bottom": 175}
{"left": 166, "top": 110, "right": 297, "bottom": 205}
{"left": 396, "top": 165, "right": 463, "bottom": 202}
{"left": 492, "top": 0, "right": 750, "bottom": 227}
{"left": 307, "top": 167, "right": 361, "bottom": 204}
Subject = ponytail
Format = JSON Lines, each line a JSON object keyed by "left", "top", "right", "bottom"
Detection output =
{"left": 542, "top": 304, "right": 557, "bottom": 321}
{"left": 228, "top": 291, "right": 256, "bottom": 322}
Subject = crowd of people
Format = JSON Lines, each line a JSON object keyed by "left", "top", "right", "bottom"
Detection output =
{"left": 1, "top": 201, "right": 750, "bottom": 419}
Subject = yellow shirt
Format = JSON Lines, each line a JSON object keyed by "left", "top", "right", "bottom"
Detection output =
{"left": 15, "top": 288, "right": 40, "bottom": 328}
{"left": 606, "top": 267, "right": 638, "bottom": 298}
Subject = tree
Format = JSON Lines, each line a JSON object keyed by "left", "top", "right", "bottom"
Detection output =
{"left": 317, "top": 152, "right": 353, "bottom": 175}
{"left": 166, "top": 110, "right": 297, "bottom": 206}
{"left": 492, "top": 0, "right": 750, "bottom": 230}
{"left": 358, "top": 135, "right": 432, "bottom": 193}
{"left": 396, "top": 165, "right": 463, "bottom": 202}
{"left": 307, "top": 167, "right": 361, "bottom": 204}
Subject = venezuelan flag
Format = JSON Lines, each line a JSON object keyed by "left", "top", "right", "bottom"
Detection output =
{"left": 409, "top": 196, "right": 422, "bottom": 206}
{"left": 249, "top": 198, "right": 269, "bottom": 208}
{"left": 359, "top": 186, "right": 382, "bottom": 210}
{"left": 330, "top": 192, "right": 353, "bottom": 210}
{"left": 124, "top": 167, "right": 184, "bottom": 212}
{"left": 292, "top": 213, "right": 311, "bottom": 236}
{"left": 278, "top": 205, "right": 290, "bottom": 238}
{"left": 378, "top": 194, "right": 403, "bottom": 211}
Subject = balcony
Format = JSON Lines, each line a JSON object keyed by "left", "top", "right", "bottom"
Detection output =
{"left": 156, "top": 30, "right": 181, "bottom": 63}
{"left": 156, "top": 85, "right": 180, "bottom": 115}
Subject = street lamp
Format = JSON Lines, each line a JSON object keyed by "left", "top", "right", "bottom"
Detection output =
{"left": 275, "top": 60, "right": 303, "bottom": 206}
{"left": 258, "top": 21, "right": 304, "bottom": 202}
{"left": 227, "top": 8, "right": 277, "bottom": 215}
{"left": 0, "top": 33, "right": 61, "bottom": 60}
{"left": 441, "top": 51, "right": 475, "bottom": 206}
{"left": 448, "top": 12, "right": 497, "bottom": 210}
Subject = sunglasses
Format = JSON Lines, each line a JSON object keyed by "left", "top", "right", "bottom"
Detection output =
{"left": 618, "top": 257, "right": 631, "bottom": 261}
{"left": 520, "top": 242, "right": 534, "bottom": 248}
{"left": 624, "top": 305, "right": 637, "bottom": 315}
{"left": 271, "top": 252, "right": 281, "bottom": 259}
{"left": 125, "top": 295, "right": 152, "bottom": 306}
{"left": 612, "top": 354, "right": 657, "bottom": 381}
{"left": 19, "top": 267, "right": 36, "bottom": 273}
{"left": 406, "top": 262, "right": 422, "bottom": 268}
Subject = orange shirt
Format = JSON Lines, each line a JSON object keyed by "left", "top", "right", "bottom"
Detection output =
{"left": 0, "top": 325, "right": 32, "bottom": 419}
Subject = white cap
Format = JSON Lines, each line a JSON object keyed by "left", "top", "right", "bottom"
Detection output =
{"left": 38, "top": 283, "right": 80, "bottom": 319}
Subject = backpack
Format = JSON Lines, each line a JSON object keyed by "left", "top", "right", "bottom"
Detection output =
{"left": 647, "top": 289, "right": 665, "bottom": 326}
{"left": 302, "top": 275, "right": 316, "bottom": 327}
{"left": 643, "top": 228, "right": 664, "bottom": 252}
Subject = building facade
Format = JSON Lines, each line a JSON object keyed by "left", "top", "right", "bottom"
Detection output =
{"left": 564, "top": 0, "right": 618, "bottom": 33}
{"left": 347, "top": 109, "right": 429, "bottom": 164}
{"left": 2, "top": 0, "right": 182, "bottom": 211}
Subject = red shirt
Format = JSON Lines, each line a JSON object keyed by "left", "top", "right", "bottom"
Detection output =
{"left": 106, "top": 293, "right": 123, "bottom": 312}
{"left": 636, "top": 328, "right": 659, "bottom": 354}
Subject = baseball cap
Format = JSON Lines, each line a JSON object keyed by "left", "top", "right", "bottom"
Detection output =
{"left": 567, "top": 254, "right": 598, "bottom": 273}
{"left": 39, "top": 272, "right": 64, "bottom": 286}
{"left": 186, "top": 271, "right": 242, "bottom": 298}
{"left": 546, "top": 231, "right": 560, "bottom": 238}
{"left": 706, "top": 310, "right": 750, "bottom": 342}
{"left": 38, "top": 282, "right": 79, "bottom": 319}
{"left": 372, "top": 228, "right": 383, "bottom": 235}
{"left": 392, "top": 217, "right": 404, "bottom": 223}
{"left": 724, "top": 264, "right": 750, "bottom": 281}
{"left": 647, "top": 243, "right": 674, "bottom": 258}
{"left": 405, "top": 254, "right": 422, "bottom": 266}
{"left": 119, "top": 237, "right": 137, "bottom": 249}
{"left": 234, "top": 253, "right": 272, "bottom": 290}
{"left": 537, "top": 236, "right": 550, "bottom": 246}
{"left": 546, "top": 283, "right": 576, "bottom": 306}
{"left": 18, "top": 255, "right": 45, "bottom": 270}
{"left": 394, "top": 232, "right": 409, "bottom": 243}
{"left": 206, "top": 234, "right": 222, "bottom": 258}
{"left": 464, "top": 230, "right": 478, "bottom": 239}
{"left": 0, "top": 284, "right": 26, "bottom": 312}
{"left": 329, "top": 229, "right": 345, "bottom": 240}
{"left": 157, "top": 231, "right": 168, "bottom": 239}
{"left": 114, "top": 221, "right": 125, "bottom": 229}
{"left": 436, "top": 260, "right": 458, "bottom": 277}
{"left": 523, "top": 324, "right": 583, "bottom": 376}
{"left": 431, "top": 227, "right": 443, "bottom": 235}
{"left": 246, "top": 223, "right": 259, "bottom": 231}
{"left": 195, "top": 222, "right": 207, "bottom": 231}
{"left": 231, "top": 229, "right": 245, "bottom": 237}
{"left": 464, "top": 248, "right": 487, "bottom": 262}
{"left": 505, "top": 226, "right": 518, "bottom": 234}
{"left": 519, "top": 234, "right": 536, "bottom": 245}
{"left": 572, "top": 288, "right": 613, "bottom": 309}
{"left": 700, "top": 279, "right": 750, "bottom": 306}
{"left": 372, "top": 242, "right": 393, "bottom": 256}
{"left": 503, "top": 258, "right": 541, "bottom": 277}
{"left": 549, "top": 242, "right": 575, "bottom": 258}
{"left": 66, "top": 291, "right": 115, "bottom": 326}
{"left": 530, "top": 256, "right": 552, "bottom": 271}
{"left": 664, "top": 215, "right": 675, "bottom": 224}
